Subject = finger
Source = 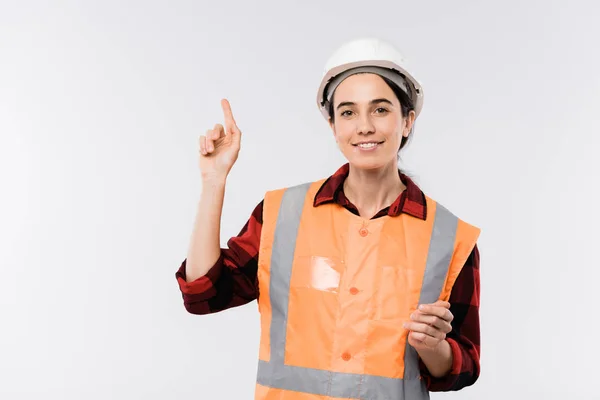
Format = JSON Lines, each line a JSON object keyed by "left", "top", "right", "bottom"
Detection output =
{"left": 403, "top": 321, "right": 446, "bottom": 341}
{"left": 418, "top": 304, "right": 453, "bottom": 322}
{"left": 409, "top": 331, "right": 441, "bottom": 348}
{"left": 213, "top": 124, "right": 225, "bottom": 140}
{"left": 221, "top": 99, "right": 237, "bottom": 134}
{"left": 410, "top": 311, "right": 453, "bottom": 333}
{"left": 205, "top": 129, "right": 215, "bottom": 153}
{"left": 432, "top": 300, "right": 451, "bottom": 308}
{"left": 199, "top": 135, "right": 207, "bottom": 155}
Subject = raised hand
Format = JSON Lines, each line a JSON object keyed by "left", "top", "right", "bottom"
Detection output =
{"left": 198, "top": 99, "right": 242, "bottom": 181}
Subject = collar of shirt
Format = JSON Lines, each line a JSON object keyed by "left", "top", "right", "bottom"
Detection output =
{"left": 313, "top": 163, "right": 427, "bottom": 220}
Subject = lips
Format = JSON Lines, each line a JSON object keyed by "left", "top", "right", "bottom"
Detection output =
{"left": 352, "top": 141, "right": 384, "bottom": 149}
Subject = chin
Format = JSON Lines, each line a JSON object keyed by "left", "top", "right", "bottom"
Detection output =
{"left": 346, "top": 156, "right": 393, "bottom": 171}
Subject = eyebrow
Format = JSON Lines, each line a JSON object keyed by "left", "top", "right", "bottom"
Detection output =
{"left": 336, "top": 98, "right": 393, "bottom": 110}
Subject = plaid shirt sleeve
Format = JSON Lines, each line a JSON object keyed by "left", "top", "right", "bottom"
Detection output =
{"left": 175, "top": 200, "right": 264, "bottom": 314}
{"left": 420, "top": 244, "right": 481, "bottom": 391}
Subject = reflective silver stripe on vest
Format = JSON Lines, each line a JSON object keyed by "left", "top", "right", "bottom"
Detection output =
{"left": 402, "top": 201, "right": 458, "bottom": 382}
{"left": 257, "top": 183, "right": 458, "bottom": 399}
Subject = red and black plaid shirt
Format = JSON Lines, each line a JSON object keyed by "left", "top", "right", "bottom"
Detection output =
{"left": 176, "top": 163, "right": 481, "bottom": 392}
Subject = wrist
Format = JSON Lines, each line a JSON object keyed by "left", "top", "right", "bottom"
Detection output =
{"left": 201, "top": 173, "right": 227, "bottom": 188}
{"left": 420, "top": 338, "right": 450, "bottom": 357}
{"left": 416, "top": 339, "right": 453, "bottom": 378}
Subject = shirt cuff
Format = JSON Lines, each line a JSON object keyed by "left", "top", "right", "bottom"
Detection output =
{"left": 420, "top": 337, "right": 462, "bottom": 391}
{"left": 175, "top": 255, "right": 223, "bottom": 298}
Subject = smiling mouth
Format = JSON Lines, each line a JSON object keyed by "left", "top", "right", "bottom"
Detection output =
{"left": 352, "top": 141, "right": 384, "bottom": 149}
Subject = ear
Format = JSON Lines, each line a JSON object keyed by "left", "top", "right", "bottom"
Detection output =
{"left": 402, "top": 110, "right": 416, "bottom": 138}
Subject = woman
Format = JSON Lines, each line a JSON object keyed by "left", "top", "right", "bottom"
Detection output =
{"left": 176, "top": 38, "right": 481, "bottom": 399}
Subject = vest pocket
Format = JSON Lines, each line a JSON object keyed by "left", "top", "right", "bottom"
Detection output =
{"left": 374, "top": 265, "right": 415, "bottom": 321}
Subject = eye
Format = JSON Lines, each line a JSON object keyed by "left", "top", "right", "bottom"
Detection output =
{"left": 375, "top": 107, "right": 389, "bottom": 114}
{"left": 340, "top": 110, "right": 353, "bottom": 117}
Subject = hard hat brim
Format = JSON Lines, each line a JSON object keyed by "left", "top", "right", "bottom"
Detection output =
{"left": 316, "top": 59, "right": 424, "bottom": 121}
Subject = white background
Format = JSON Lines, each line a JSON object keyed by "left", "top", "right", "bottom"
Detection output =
{"left": 1, "top": 1, "right": 599, "bottom": 399}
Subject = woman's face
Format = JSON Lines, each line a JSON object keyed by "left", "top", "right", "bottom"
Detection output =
{"left": 329, "top": 73, "right": 415, "bottom": 170}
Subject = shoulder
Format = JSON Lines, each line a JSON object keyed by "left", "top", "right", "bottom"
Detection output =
{"left": 422, "top": 195, "right": 482, "bottom": 251}
{"left": 400, "top": 172, "right": 479, "bottom": 231}
{"left": 424, "top": 195, "right": 480, "bottom": 228}
{"left": 264, "top": 179, "right": 327, "bottom": 203}
{"left": 265, "top": 178, "right": 326, "bottom": 195}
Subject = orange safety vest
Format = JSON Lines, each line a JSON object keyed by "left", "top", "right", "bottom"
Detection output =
{"left": 254, "top": 180, "right": 480, "bottom": 399}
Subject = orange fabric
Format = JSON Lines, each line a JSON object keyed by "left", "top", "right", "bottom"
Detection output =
{"left": 255, "top": 181, "right": 480, "bottom": 399}
{"left": 439, "top": 202, "right": 482, "bottom": 302}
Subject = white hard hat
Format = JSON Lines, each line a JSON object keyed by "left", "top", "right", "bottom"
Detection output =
{"left": 316, "top": 38, "right": 424, "bottom": 121}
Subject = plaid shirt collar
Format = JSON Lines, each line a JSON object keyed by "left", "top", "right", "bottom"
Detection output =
{"left": 313, "top": 163, "right": 427, "bottom": 220}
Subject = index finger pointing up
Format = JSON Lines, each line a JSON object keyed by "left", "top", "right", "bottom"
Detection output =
{"left": 221, "top": 98, "right": 237, "bottom": 133}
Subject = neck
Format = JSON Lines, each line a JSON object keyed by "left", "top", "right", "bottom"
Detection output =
{"left": 343, "top": 161, "right": 406, "bottom": 219}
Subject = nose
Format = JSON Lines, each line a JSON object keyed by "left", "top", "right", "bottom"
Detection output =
{"left": 357, "top": 113, "right": 375, "bottom": 135}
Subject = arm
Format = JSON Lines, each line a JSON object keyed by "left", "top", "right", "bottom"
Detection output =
{"left": 176, "top": 98, "right": 258, "bottom": 314}
{"left": 175, "top": 199, "right": 264, "bottom": 314}
{"left": 418, "top": 244, "right": 481, "bottom": 391}
{"left": 184, "top": 178, "right": 227, "bottom": 283}
{"left": 184, "top": 98, "right": 242, "bottom": 282}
